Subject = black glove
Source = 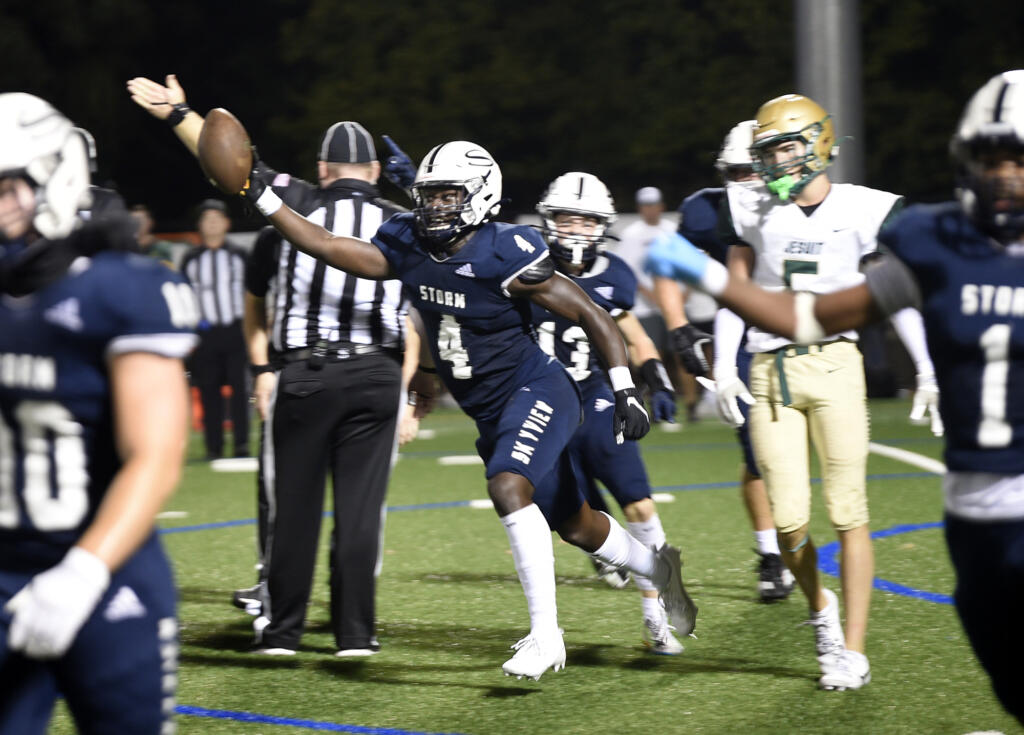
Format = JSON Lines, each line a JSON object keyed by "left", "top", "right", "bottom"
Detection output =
{"left": 381, "top": 135, "right": 417, "bottom": 190}
{"left": 670, "top": 324, "right": 712, "bottom": 377}
{"left": 238, "top": 150, "right": 268, "bottom": 203}
{"left": 613, "top": 387, "right": 651, "bottom": 443}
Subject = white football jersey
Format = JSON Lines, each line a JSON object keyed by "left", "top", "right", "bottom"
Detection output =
{"left": 725, "top": 182, "right": 902, "bottom": 352}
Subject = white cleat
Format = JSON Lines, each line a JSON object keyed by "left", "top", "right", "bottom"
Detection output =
{"left": 253, "top": 647, "right": 296, "bottom": 656}
{"left": 590, "top": 556, "right": 631, "bottom": 589}
{"left": 653, "top": 544, "right": 698, "bottom": 636}
{"left": 804, "top": 588, "right": 846, "bottom": 670}
{"left": 819, "top": 649, "right": 871, "bottom": 691}
{"left": 501, "top": 630, "right": 566, "bottom": 681}
{"left": 642, "top": 613, "right": 684, "bottom": 656}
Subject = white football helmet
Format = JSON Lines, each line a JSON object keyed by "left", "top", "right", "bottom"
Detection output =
{"left": 951, "top": 70, "right": 1024, "bottom": 242}
{"left": 411, "top": 141, "right": 502, "bottom": 252}
{"left": 715, "top": 120, "right": 756, "bottom": 172}
{"left": 536, "top": 172, "right": 617, "bottom": 266}
{"left": 0, "top": 93, "right": 90, "bottom": 240}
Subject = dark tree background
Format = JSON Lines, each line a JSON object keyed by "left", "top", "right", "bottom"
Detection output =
{"left": 1, "top": 0, "right": 1022, "bottom": 229}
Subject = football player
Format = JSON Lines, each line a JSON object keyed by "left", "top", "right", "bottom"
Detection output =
{"left": 654, "top": 121, "right": 796, "bottom": 603}
{"left": 0, "top": 94, "right": 197, "bottom": 733}
{"left": 531, "top": 172, "right": 685, "bottom": 654}
{"left": 235, "top": 139, "right": 697, "bottom": 680}
{"left": 648, "top": 70, "right": 1024, "bottom": 721}
{"left": 663, "top": 94, "right": 938, "bottom": 692}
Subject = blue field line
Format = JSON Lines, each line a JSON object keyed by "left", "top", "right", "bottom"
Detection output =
{"left": 175, "top": 705, "right": 463, "bottom": 734}
{"left": 817, "top": 521, "right": 953, "bottom": 605}
{"left": 160, "top": 472, "right": 938, "bottom": 535}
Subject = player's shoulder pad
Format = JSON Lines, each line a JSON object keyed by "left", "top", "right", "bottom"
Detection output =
{"left": 602, "top": 252, "right": 639, "bottom": 291}
{"left": 90, "top": 251, "right": 199, "bottom": 333}
{"left": 371, "top": 211, "right": 419, "bottom": 265}
{"left": 879, "top": 201, "right": 966, "bottom": 266}
{"left": 490, "top": 223, "right": 547, "bottom": 261}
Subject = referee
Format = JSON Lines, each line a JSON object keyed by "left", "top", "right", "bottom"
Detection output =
{"left": 241, "top": 122, "right": 409, "bottom": 656}
{"left": 179, "top": 199, "right": 250, "bottom": 460}
{"left": 128, "top": 75, "right": 411, "bottom": 656}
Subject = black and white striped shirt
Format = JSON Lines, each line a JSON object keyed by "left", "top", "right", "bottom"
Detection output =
{"left": 180, "top": 242, "right": 247, "bottom": 326}
{"left": 245, "top": 174, "right": 407, "bottom": 352}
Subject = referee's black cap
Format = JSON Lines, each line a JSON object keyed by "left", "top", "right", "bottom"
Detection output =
{"left": 319, "top": 121, "right": 376, "bottom": 164}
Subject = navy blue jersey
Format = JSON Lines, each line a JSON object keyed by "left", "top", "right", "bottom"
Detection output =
{"left": 678, "top": 187, "right": 730, "bottom": 263}
{"left": 0, "top": 248, "right": 198, "bottom": 570}
{"left": 373, "top": 214, "right": 557, "bottom": 421}
{"left": 531, "top": 254, "right": 636, "bottom": 392}
{"left": 880, "top": 202, "right": 1024, "bottom": 473}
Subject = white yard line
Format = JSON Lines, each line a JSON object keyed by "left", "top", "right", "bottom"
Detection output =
{"left": 868, "top": 441, "right": 947, "bottom": 475}
{"left": 437, "top": 455, "right": 484, "bottom": 466}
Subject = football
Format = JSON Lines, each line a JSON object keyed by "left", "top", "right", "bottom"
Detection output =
{"left": 197, "top": 108, "right": 252, "bottom": 195}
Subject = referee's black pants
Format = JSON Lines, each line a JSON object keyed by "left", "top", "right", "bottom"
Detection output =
{"left": 259, "top": 352, "right": 401, "bottom": 651}
{"left": 192, "top": 322, "right": 250, "bottom": 458}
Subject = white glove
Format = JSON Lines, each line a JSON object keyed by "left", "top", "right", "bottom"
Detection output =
{"left": 909, "top": 372, "right": 944, "bottom": 437}
{"left": 696, "top": 367, "right": 755, "bottom": 428}
{"left": 5, "top": 546, "right": 110, "bottom": 659}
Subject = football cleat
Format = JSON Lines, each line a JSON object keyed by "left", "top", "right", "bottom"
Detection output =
{"left": 501, "top": 630, "right": 566, "bottom": 681}
{"left": 652, "top": 544, "right": 699, "bottom": 636}
{"left": 818, "top": 649, "right": 871, "bottom": 691}
{"left": 803, "top": 588, "right": 846, "bottom": 669}
{"left": 590, "top": 556, "right": 631, "bottom": 589}
{"left": 642, "top": 613, "right": 684, "bottom": 656}
{"left": 253, "top": 647, "right": 295, "bottom": 656}
{"left": 756, "top": 552, "right": 795, "bottom": 603}
{"left": 232, "top": 583, "right": 263, "bottom": 616}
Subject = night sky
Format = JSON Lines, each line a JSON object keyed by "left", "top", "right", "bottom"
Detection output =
{"left": 2, "top": 0, "right": 1023, "bottom": 231}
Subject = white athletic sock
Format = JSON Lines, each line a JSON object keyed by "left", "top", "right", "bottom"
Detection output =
{"left": 501, "top": 504, "right": 559, "bottom": 636}
{"left": 592, "top": 512, "right": 656, "bottom": 579}
{"left": 641, "top": 595, "right": 663, "bottom": 622}
{"left": 627, "top": 516, "right": 667, "bottom": 592}
{"left": 755, "top": 529, "right": 780, "bottom": 555}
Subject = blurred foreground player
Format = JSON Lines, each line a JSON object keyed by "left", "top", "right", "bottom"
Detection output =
{"left": 231, "top": 134, "right": 697, "bottom": 680}
{"left": 648, "top": 70, "right": 1024, "bottom": 721}
{"left": 0, "top": 94, "right": 197, "bottom": 734}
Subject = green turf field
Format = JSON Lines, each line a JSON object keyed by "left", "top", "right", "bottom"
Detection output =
{"left": 50, "top": 398, "right": 1021, "bottom": 735}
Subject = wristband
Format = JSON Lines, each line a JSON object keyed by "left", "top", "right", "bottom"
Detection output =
{"left": 793, "top": 291, "right": 826, "bottom": 344}
{"left": 418, "top": 365, "right": 438, "bottom": 374}
{"left": 699, "top": 259, "right": 729, "bottom": 296}
{"left": 254, "top": 187, "right": 283, "bottom": 216}
{"left": 166, "top": 103, "right": 192, "bottom": 128}
{"left": 608, "top": 365, "right": 635, "bottom": 392}
{"left": 249, "top": 363, "right": 274, "bottom": 377}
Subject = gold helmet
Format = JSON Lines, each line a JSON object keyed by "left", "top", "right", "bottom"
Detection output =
{"left": 750, "top": 94, "right": 835, "bottom": 200}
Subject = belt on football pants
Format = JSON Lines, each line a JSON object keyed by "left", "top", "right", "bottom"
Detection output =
{"left": 769, "top": 339, "right": 846, "bottom": 406}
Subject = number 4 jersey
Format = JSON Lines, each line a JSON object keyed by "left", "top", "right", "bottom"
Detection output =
{"left": 372, "top": 214, "right": 561, "bottom": 421}
{"left": 0, "top": 248, "right": 198, "bottom": 571}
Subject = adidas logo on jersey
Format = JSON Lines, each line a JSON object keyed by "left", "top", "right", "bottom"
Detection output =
{"left": 595, "top": 286, "right": 614, "bottom": 301}
{"left": 455, "top": 263, "right": 476, "bottom": 278}
{"left": 104, "top": 585, "right": 148, "bottom": 622}
{"left": 594, "top": 398, "right": 614, "bottom": 412}
{"left": 44, "top": 298, "right": 83, "bottom": 332}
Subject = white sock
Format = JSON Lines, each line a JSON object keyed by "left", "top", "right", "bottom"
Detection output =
{"left": 501, "top": 504, "right": 559, "bottom": 636}
{"left": 641, "top": 595, "right": 663, "bottom": 622}
{"left": 592, "top": 512, "right": 656, "bottom": 579}
{"left": 755, "top": 529, "right": 780, "bottom": 555}
{"left": 627, "top": 515, "right": 667, "bottom": 592}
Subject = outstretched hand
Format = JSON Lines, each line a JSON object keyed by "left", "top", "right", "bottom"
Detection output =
{"left": 381, "top": 135, "right": 417, "bottom": 190}
{"left": 126, "top": 74, "right": 187, "bottom": 120}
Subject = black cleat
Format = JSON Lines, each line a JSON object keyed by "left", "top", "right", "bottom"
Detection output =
{"left": 757, "top": 552, "right": 795, "bottom": 602}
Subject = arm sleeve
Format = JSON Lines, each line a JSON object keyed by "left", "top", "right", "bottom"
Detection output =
{"left": 712, "top": 308, "right": 745, "bottom": 380}
{"left": 889, "top": 307, "right": 935, "bottom": 376}
{"left": 258, "top": 163, "right": 319, "bottom": 213}
{"left": 863, "top": 255, "right": 922, "bottom": 317}
{"left": 245, "top": 226, "right": 280, "bottom": 297}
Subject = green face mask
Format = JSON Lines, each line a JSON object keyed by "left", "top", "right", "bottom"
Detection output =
{"left": 766, "top": 175, "right": 798, "bottom": 201}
